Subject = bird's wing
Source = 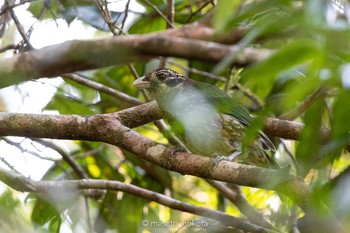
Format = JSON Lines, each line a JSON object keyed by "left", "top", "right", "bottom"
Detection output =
{"left": 192, "top": 82, "right": 252, "bottom": 124}
{"left": 193, "top": 82, "right": 276, "bottom": 152}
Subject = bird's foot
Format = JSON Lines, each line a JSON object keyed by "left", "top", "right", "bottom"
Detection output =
{"left": 170, "top": 146, "right": 187, "bottom": 156}
{"left": 210, "top": 154, "right": 226, "bottom": 167}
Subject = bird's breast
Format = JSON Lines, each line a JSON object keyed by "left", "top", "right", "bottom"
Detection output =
{"left": 157, "top": 86, "right": 245, "bottom": 157}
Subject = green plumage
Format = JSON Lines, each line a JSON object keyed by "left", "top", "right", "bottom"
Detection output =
{"left": 133, "top": 68, "right": 278, "bottom": 168}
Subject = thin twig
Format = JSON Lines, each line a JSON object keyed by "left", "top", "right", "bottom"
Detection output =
{"left": 63, "top": 73, "right": 142, "bottom": 106}
{"left": 0, "top": 0, "right": 35, "bottom": 16}
{"left": 281, "top": 140, "right": 299, "bottom": 172}
{"left": 142, "top": 0, "right": 176, "bottom": 28}
{"left": 8, "top": 1, "right": 33, "bottom": 50}
{"left": 279, "top": 88, "right": 324, "bottom": 120}
{"left": 166, "top": 60, "right": 227, "bottom": 82}
{"left": 166, "top": 0, "right": 174, "bottom": 29}
{"left": 0, "top": 44, "right": 17, "bottom": 53}
{"left": 93, "top": 0, "right": 123, "bottom": 35}
{"left": 0, "top": 156, "right": 20, "bottom": 173}
{"left": 120, "top": 0, "right": 131, "bottom": 32}
{"left": 232, "top": 81, "right": 264, "bottom": 108}
{"left": 187, "top": 0, "right": 214, "bottom": 23}
{"left": 2, "top": 137, "right": 59, "bottom": 162}
{"left": 33, "top": 139, "right": 89, "bottom": 179}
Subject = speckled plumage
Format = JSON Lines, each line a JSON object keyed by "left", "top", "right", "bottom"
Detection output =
{"left": 133, "top": 68, "right": 278, "bottom": 168}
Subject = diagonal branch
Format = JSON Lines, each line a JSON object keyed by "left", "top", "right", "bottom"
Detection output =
{"left": 206, "top": 179, "right": 274, "bottom": 228}
{"left": 0, "top": 166, "right": 272, "bottom": 233}
{"left": 0, "top": 33, "right": 272, "bottom": 88}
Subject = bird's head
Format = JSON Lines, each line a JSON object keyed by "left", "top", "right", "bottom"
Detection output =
{"left": 132, "top": 68, "right": 189, "bottom": 99}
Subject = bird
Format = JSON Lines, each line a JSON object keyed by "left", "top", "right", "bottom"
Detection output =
{"left": 132, "top": 68, "right": 278, "bottom": 168}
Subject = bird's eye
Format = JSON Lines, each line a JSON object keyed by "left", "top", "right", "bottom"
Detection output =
{"left": 165, "top": 78, "right": 183, "bottom": 87}
{"left": 157, "top": 73, "right": 167, "bottom": 81}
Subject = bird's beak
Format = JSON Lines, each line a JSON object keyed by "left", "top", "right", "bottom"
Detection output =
{"left": 132, "top": 76, "right": 151, "bottom": 89}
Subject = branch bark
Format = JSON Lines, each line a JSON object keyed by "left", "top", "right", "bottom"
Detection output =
{"left": 0, "top": 104, "right": 311, "bottom": 210}
{"left": 0, "top": 29, "right": 272, "bottom": 88}
{"left": 0, "top": 167, "right": 272, "bottom": 233}
{"left": 0, "top": 101, "right": 305, "bottom": 140}
{"left": 2, "top": 103, "right": 342, "bottom": 231}
{"left": 0, "top": 101, "right": 336, "bottom": 147}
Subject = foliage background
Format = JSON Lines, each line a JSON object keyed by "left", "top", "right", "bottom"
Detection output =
{"left": 0, "top": 0, "right": 350, "bottom": 232}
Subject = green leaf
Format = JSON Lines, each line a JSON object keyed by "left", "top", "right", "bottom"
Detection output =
{"left": 28, "top": 0, "right": 96, "bottom": 20}
{"left": 137, "top": 0, "right": 165, "bottom": 11}
{"left": 124, "top": 149, "right": 172, "bottom": 190}
{"left": 116, "top": 192, "right": 145, "bottom": 232}
{"left": 241, "top": 40, "right": 320, "bottom": 98}
{"left": 282, "top": 75, "right": 320, "bottom": 112}
{"left": 226, "top": 0, "right": 293, "bottom": 28}
{"left": 63, "top": 77, "right": 101, "bottom": 105}
{"left": 296, "top": 98, "right": 325, "bottom": 176}
{"left": 321, "top": 89, "right": 350, "bottom": 163}
{"left": 31, "top": 198, "right": 61, "bottom": 229}
{"left": 94, "top": 192, "right": 120, "bottom": 231}
{"left": 213, "top": 0, "right": 240, "bottom": 33}
{"left": 128, "top": 16, "right": 166, "bottom": 34}
{"left": 46, "top": 90, "right": 95, "bottom": 115}
{"left": 47, "top": 95, "right": 94, "bottom": 114}
{"left": 242, "top": 108, "right": 270, "bottom": 153}
{"left": 28, "top": 0, "right": 59, "bottom": 19}
{"left": 90, "top": 152, "right": 125, "bottom": 181}
{"left": 330, "top": 89, "right": 350, "bottom": 142}
{"left": 106, "top": 66, "right": 139, "bottom": 97}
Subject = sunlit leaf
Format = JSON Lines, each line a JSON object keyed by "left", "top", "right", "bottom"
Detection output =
{"left": 128, "top": 17, "right": 166, "bottom": 34}
{"left": 241, "top": 40, "right": 320, "bottom": 98}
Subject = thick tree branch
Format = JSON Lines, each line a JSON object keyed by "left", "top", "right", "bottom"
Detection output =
{"left": 0, "top": 108, "right": 311, "bottom": 210}
{"left": 0, "top": 102, "right": 301, "bottom": 140}
{"left": 0, "top": 167, "right": 271, "bottom": 233}
{"left": 0, "top": 101, "right": 337, "bottom": 147}
{"left": 0, "top": 32, "right": 272, "bottom": 88}
{"left": 159, "top": 23, "right": 249, "bottom": 44}
{"left": 2, "top": 105, "right": 341, "bottom": 231}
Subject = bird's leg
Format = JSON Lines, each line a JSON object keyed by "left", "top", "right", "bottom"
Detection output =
{"left": 210, "top": 150, "right": 242, "bottom": 167}
{"left": 226, "top": 151, "right": 241, "bottom": 161}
